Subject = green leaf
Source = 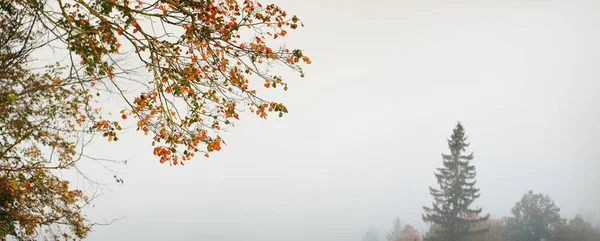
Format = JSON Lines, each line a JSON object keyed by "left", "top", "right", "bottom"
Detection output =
{"left": 6, "top": 94, "right": 17, "bottom": 101}
{"left": 9, "top": 179, "right": 18, "bottom": 190}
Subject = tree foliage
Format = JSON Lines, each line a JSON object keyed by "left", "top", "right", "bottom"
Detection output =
{"left": 0, "top": 5, "right": 93, "bottom": 240}
{"left": 385, "top": 217, "right": 420, "bottom": 241}
{"left": 1, "top": 0, "right": 309, "bottom": 239}
{"left": 553, "top": 215, "right": 600, "bottom": 241}
{"left": 10, "top": 0, "right": 310, "bottom": 166}
{"left": 422, "top": 122, "right": 489, "bottom": 241}
{"left": 397, "top": 225, "right": 420, "bottom": 241}
{"left": 472, "top": 218, "right": 504, "bottom": 241}
{"left": 503, "top": 190, "right": 565, "bottom": 241}
{"left": 385, "top": 217, "right": 404, "bottom": 241}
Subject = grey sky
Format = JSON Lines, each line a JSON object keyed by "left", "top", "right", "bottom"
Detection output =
{"left": 69, "top": 0, "right": 600, "bottom": 240}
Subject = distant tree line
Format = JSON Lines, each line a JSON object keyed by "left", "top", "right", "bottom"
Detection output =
{"left": 361, "top": 123, "right": 600, "bottom": 241}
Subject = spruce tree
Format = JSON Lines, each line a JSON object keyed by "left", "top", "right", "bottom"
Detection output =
{"left": 422, "top": 122, "right": 489, "bottom": 241}
{"left": 386, "top": 217, "right": 404, "bottom": 241}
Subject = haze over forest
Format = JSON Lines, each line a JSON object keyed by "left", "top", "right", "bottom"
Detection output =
{"left": 1, "top": 0, "right": 599, "bottom": 241}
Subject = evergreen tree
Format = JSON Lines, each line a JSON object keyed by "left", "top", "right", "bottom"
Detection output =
{"left": 385, "top": 217, "right": 422, "bottom": 241}
{"left": 422, "top": 122, "right": 489, "bottom": 241}
{"left": 386, "top": 217, "right": 404, "bottom": 241}
{"left": 362, "top": 227, "right": 381, "bottom": 241}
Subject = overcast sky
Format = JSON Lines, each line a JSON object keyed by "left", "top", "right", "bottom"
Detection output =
{"left": 65, "top": 0, "right": 600, "bottom": 240}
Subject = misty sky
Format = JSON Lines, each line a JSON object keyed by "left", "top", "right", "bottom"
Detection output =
{"left": 62, "top": 0, "right": 600, "bottom": 240}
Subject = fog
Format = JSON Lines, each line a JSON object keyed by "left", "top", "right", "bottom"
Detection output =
{"left": 72, "top": 0, "right": 599, "bottom": 240}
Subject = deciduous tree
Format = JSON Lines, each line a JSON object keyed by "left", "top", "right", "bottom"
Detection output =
{"left": 553, "top": 215, "right": 600, "bottom": 241}
{"left": 397, "top": 225, "right": 420, "bottom": 241}
{"left": 472, "top": 218, "right": 504, "bottom": 241}
{"left": 0, "top": 6, "right": 95, "bottom": 240}
{"left": 1, "top": 0, "right": 309, "bottom": 239}
{"left": 11, "top": 0, "right": 310, "bottom": 165}
{"left": 503, "top": 190, "right": 565, "bottom": 241}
